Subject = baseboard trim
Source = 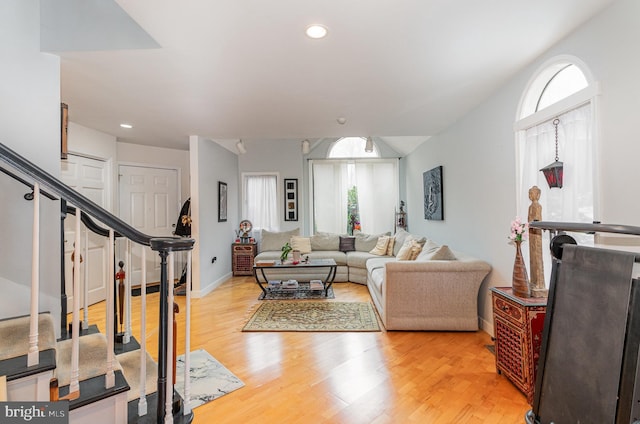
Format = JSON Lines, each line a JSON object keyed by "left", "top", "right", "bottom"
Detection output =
{"left": 192, "top": 272, "right": 232, "bottom": 298}
{"left": 479, "top": 316, "right": 494, "bottom": 337}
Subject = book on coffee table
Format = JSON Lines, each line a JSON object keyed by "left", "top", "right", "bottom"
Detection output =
{"left": 282, "top": 279, "right": 299, "bottom": 289}
{"left": 267, "top": 280, "right": 281, "bottom": 289}
{"left": 309, "top": 280, "right": 324, "bottom": 291}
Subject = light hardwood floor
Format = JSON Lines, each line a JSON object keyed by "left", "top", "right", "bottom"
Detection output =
{"left": 85, "top": 277, "right": 530, "bottom": 423}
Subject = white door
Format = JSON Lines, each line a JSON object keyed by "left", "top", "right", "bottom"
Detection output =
{"left": 60, "top": 154, "right": 110, "bottom": 309}
{"left": 118, "top": 165, "right": 179, "bottom": 285}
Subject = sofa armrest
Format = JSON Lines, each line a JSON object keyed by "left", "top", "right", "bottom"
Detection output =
{"left": 381, "top": 259, "right": 491, "bottom": 330}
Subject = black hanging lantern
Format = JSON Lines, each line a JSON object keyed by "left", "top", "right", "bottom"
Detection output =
{"left": 540, "top": 118, "right": 563, "bottom": 188}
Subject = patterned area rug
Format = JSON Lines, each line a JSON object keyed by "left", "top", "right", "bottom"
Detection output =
{"left": 242, "top": 301, "right": 381, "bottom": 332}
{"left": 175, "top": 349, "right": 244, "bottom": 408}
{"left": 258, "top": 284, "right": 335, "bottom": 300}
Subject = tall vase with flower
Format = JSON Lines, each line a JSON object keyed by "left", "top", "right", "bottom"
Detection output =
{"left": 509, "top": 217, "right": 531, "bottom": 298}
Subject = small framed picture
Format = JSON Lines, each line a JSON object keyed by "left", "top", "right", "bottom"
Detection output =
{"left": 284, "top": 178, "right": 298, "bottom": 221}
{"left": 218, "top": 181, "right": 228, "bottom": 222}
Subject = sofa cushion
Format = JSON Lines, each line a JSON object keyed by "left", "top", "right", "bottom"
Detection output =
{"left": 430, "top": 245, "right": 457, "bottom": 260}
{"left": 386, "top": 237, "right": 395, "bottom": 256}
{"left": 260, "top": 228, "right": 300, "bottom": 252}
{"left": 366, "top": 257, "right": 394, "bottom": 273}
{"left": 393, "top": 229, "right": 427, "bottom": 256}
{"left": 369, "top": 236, "right": 391, "bottom": 255}
{"left": 346, "top": 251, "right": 380, "bottom": 268}
{"left": 306, "top": 250, "right": 347, "bottom": 266}
{"left": 339, "top": 236, "right": 356, "bottom": 252}
{"left": 290, "top": 236, "right": 312, "bottom": 254}
{"left": 355, "top": 232, "right": 390, "bottom": 252}
{"left": 311, "top": 232, "right": 340, "bottom": 251}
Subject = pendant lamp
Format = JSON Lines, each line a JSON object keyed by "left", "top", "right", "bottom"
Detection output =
{"left": 540, "top": 118, "right": 563, "bottom": 189}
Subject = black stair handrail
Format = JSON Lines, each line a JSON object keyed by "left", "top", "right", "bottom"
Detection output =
{"left": 65, "top": 205, "right": 123, "bottom": 239}
{"left": 0, "top": 142, "right": 194, "bottom": 250}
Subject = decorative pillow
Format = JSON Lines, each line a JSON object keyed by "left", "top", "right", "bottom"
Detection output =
{"left": 392, "top": 229, "right": 426, "bottom": 256}
{"left": 355, "top": 232, "right": 391, "bottom": 252}
{"left": 430, "top": 245, "right": 457, "bottom": 260}
{"left": 416, "top": 239, "right": 441, "bottom": 261}
{"left": 369, "top": 236, "right": 391, "bottom": 256}
{"left": 260, "top": 228, "right": 300, "bottom": 252}
{"left": 310, "top": 232, "right": 340, "bottom": 251}
{"left": 290, "top": 236, "right": 312, "bottom": 254}
{"left": 395, "top": 237, "right": 415, "bottom": 260}
{"left": 385, "top": 237, "right": 395, "bottom": 256}
{"left": 409, "top": 240, "right": 423, "bottom": 260}
{"left": 339, "top": 236, "right": 356, "bottom": 252}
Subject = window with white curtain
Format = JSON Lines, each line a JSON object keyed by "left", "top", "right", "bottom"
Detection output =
{"left": 242, "top": 173, "right": 278, "bottom": 231}
{"left": 311, "top": 159, "right": 398, "bottom": 235}
{"left": 515, "top": 57, "right": 597, "bottom": 286}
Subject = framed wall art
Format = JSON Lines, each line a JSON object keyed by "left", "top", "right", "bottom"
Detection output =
{"left": 60, "top": 103, "right": 68, "bottom": 159}
{"left": 218, "top": 181, "right": 228, "bottom": 222}
{"left": 423, "top": 166, "right": 443, "bottom": 220}
{"left": 284, "top": 178, "right": 298, "bottom": 221}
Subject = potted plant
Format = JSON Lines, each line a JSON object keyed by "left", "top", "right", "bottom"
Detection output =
{"left": 280, "top": 242, "right": 292, "bottom": 262}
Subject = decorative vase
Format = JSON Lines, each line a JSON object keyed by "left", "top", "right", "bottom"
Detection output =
{"left": 512, "top": 240, "right": 531, "bottom": 298}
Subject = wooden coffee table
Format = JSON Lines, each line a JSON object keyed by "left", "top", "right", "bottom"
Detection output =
{"left": 253, "top": 258, "right": 337, "bottom": 298}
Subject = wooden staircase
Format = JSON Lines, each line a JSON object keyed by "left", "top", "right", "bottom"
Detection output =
{"left": 0, "top": 142, "right": 195, "bottom": 423}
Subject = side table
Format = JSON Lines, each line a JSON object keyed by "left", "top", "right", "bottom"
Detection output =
{"left": 491, "top": 287, "right": 547, "bottom": 405}
{"left": 232, "top": 243, "right": 257, "bottom": 276}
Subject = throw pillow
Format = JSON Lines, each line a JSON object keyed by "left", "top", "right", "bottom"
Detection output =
{"left": 392, "top": 229, "right": 426, "bottom": 256}
{"left": 339, "top": 236, "right": 356, "bottom": 252}
{"left": 260, "top": 228, "right": 300, "bottom": 252}
{"left": 369, "top": 236, "right": 391, "bottom": 256}
{"left": 409, "top": 240, "right": 423, "bottom": 260}
{"left": 290, "top": 236, "right": 312, "bottom": 254}
{"left": 430, "top": 245, "right": 457, "bottom": 260}
{"left": 395, "top": 237, "right": 415, "bottom": 260}
{"left": 385, "top": 237, "right": 395, "bottom": 256}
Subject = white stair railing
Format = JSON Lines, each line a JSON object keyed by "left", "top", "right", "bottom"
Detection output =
{"left": 124, "top": 239, "right": 132, "bottom": 344}
{"left": 66, "top": 207, "right": 82, "bottom": 399}
{"left": 82, "top": 229, "right": 89, "bottom": 330}
{"left": 27, "top": 183, "right": 40, "bottom": 367}
{"left": 138, "top": 246, "right": 148, "bottom": 416}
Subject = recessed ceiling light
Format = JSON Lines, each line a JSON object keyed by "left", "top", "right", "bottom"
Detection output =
{"left": 306, "top": 24, "right": 328, "bottom": 39}
{"left": 120, "top": 123, "right": 133, "bottom": 129}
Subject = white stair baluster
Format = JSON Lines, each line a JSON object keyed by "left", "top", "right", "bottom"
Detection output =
{"left": 82, "top": 228, "right": 89, "bottom": 330}
{"left": 183, "top": 250, "right": 192, "bottom": 415}
{"left": 165, "top": 252, "right": 175, "bottom": 424}
{"left": 124, "top": 239, "right": 132, "bottom": 344}
{"left": 138, "top": 246, "right": 148, "bottom": 416}
{"left": 27, "top": 183, "right": 40, "bottom": 367}
{"left": 105, "top": 229, "right": 115, "bottom": 389}
{"left": 68, "top": 207, "right": 82, "bottom": 395}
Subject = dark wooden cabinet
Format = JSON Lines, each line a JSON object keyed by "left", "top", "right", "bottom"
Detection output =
{"left": 232, "top": 243, "right": 257, "bottom": 276}
{"left": 491, "top": 287, "right": 546, "bottom": 405}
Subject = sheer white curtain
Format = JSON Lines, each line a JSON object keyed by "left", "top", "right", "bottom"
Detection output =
{"left": 312, "top": 160, "right": 397, "bottom": 234}
{"left": 517, "top": 103, "right": 593, "bottom": 225}
{"left": 244, "top": 174, "right": 278, "bottom": 231}
{"left": 312, "top": 161, "right": 349, "bottom": 234}
{"left": 355, "top": 161, "right": 398, "bottom": 234}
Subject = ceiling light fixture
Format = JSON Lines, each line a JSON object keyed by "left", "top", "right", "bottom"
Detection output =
{"left": 236, "top": 140, "right": 247, "bottom": 155}
{"left": 306, "top": 24, "right": 328, "bottom": 39}
{"left": 365, "top": 137, "right": 374, "bottom": 153}
{"left": 120, "top": 123, "right": 133, "bottom": 129}
{"left": 301, "top": 139, "right": 310, "bottom": 154}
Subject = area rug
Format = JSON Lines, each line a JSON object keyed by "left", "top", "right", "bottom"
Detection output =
{"left": 242, "top": 301, "right": 381, "bottom": 332}
{"left": 258, "top": 283, "right": 335, "bottom": 300}
{"left": 175, "top": 349, "right": 244, "bottom": 408}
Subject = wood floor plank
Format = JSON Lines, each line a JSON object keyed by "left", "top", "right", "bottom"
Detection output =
{"left": 82, "top": 277, "right": 529, "bottom": 423}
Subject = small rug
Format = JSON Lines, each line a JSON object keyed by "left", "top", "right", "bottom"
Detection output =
{"left": 242, "top": 301, "right": 381, "bottom": 332}
{"left": 175, "top": 349, "right": 244, "bottom": 408}
{"left": 258, "top": 283, "right": 335, "bottom": 300}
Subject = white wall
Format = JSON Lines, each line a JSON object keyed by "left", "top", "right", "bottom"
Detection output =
{"left": 403, "top": 0, "right": 640, "bottom": 333}
{"left": 238, "top": 139, "right": 304, "bottom": 233}
{"left": 0, "top": 0, "right": 61, "bottom": 333}
{"left": 190, "top": 136, "right": 239, "bottom": 296}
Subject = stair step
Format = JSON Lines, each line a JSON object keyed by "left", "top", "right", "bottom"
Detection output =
{"left": 116, "top": 349, "right": 157, "bottom": 402}
{"left": 127, "top": 391, "right": 194, "bottom": 424}
{"left": 0, "top": 312, "right": 56, "bottom": 361}
{"left": 59, "top": 370, "right": 129, "bottom": 411}
{"left": 56, "top": 333, "right": 122, "bottom": 387}
{"left": 0, "top": 349, "right": 56, "bottom": 382}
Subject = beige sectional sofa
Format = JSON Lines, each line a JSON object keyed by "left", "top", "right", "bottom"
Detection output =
{"left": 254, "top": 228, "right": 491, "bottom": 331}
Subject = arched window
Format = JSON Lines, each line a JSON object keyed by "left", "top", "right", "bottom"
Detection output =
{"left": 515, "top": 56, "right": 599, "bottom": 286}
{"left": 328, "top": 137, "right": 379, "bottom": 158}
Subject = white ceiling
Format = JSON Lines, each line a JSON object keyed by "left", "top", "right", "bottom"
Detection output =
{"left": 44, "top": 0, "right": 615, "bottom": 154}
